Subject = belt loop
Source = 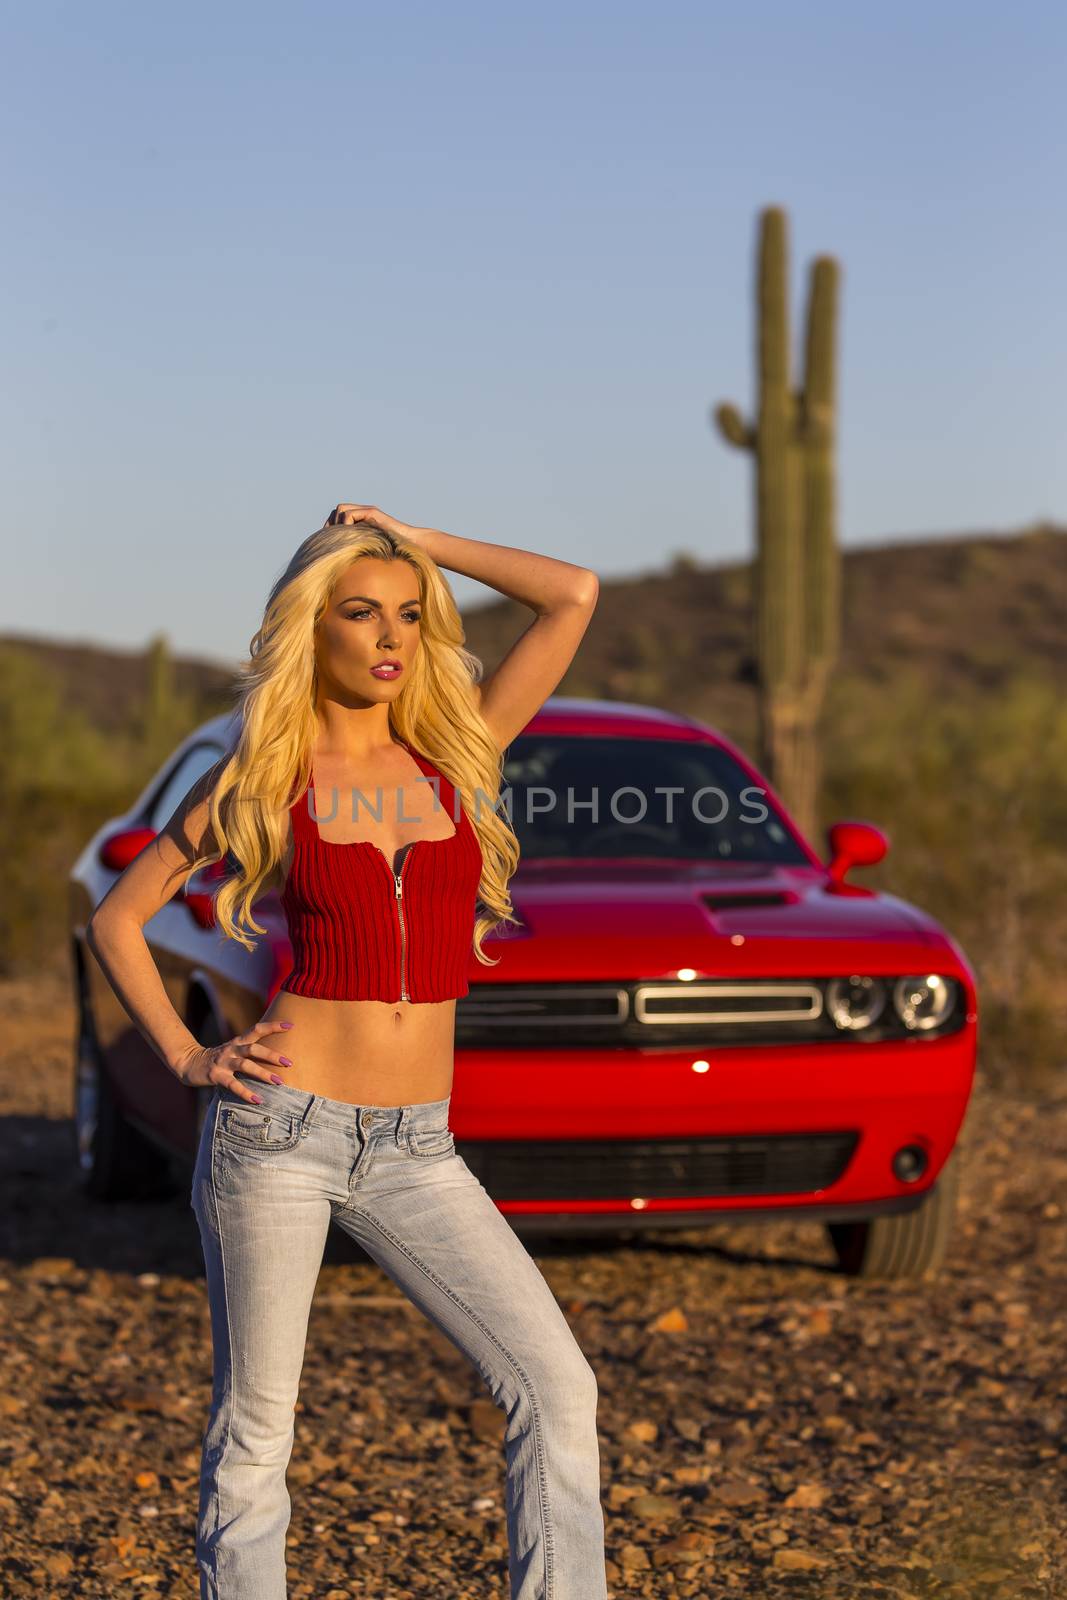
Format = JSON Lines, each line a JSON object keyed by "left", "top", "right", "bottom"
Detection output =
{"left": 298, "top": 1093, "right": 322, "bottom": 1139}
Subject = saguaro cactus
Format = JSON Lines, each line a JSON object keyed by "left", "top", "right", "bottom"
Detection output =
{"left": 145, "top": 632, "right": 174, "bottom": 736}
{"left": 713, "top": 204, "right": 841, "bottom": 843}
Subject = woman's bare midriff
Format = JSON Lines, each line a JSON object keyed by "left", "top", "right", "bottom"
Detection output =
{"left": 257, "top": 989, "right": 457, "bottom": 1106}
{"left": 254, "top": 745, "right": 464, "bottom": 1107}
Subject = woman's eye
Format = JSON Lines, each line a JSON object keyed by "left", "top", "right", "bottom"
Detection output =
{"left": 344, "top": 609, "right": 421, "bottom": 622}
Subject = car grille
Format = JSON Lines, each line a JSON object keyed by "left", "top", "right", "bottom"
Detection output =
{"left": 454, "top": 978, "right": 960, "bottom": 1046}
{"left": 455, "top": 979, "right": 832, "bottom": 1046}
{"left": 457, "top": 1130, "right": 859, "bottom": 1201}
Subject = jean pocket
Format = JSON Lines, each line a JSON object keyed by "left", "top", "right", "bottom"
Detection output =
{"left": 216, "top": 1101, "right": 301, "bottom": 1152}
{"left": 406, "top": 1123, "right": 456, "bottom": 1160}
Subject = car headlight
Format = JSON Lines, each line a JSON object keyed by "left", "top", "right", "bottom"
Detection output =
{"left": 892, "top": 974, "right": 954, "bottom": 1031}
{"left": 826, "top": 975, "right": 887, "bottom": 1031}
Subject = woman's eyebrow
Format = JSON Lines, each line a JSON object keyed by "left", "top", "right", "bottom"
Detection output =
{"left": 338, "top": 594, "right": 422, "bottom": 608}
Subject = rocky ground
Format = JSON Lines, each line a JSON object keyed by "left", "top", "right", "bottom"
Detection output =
{"left": 0, "top": 968, "right": 1064, "bottom": 1600}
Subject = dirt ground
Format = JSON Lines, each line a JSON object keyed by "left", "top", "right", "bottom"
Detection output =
{"left": 0, "top": 967, "right": 1064, "bottom": 1600}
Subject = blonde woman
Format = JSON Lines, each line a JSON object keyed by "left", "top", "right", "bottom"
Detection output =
{"left": 85, "top": 505, "right": 605, "bottom": 1600}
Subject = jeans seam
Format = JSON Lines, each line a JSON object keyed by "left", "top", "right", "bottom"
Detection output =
{"left": 216, "top": 1131, "right": 303, "bottom": 1154}
{"left": 406, "top": 1131, "right": 456, "bottom": 1159}
{"left": 356, "top": 1206, "right": 556, "bottom": 1596}
{"left": 202, "top": 1123, "right": 233, "bottom": 1600}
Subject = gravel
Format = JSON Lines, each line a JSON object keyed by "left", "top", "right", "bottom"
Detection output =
{"left": 2, "top": 970, "right": 1064, "bottom": 1599}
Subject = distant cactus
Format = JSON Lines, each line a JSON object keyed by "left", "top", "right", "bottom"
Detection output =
{"left": 145, "top": 632, "right": 174, "bottom": 742}
{"left": 141, "top": 631, "right": 197, "bottom": 764}
{"left": 713, "top": 204, "right": 841, "bottom": 842}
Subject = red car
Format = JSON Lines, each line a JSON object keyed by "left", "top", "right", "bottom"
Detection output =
{"left": 70, "top": 696, "right": 976, "bottom": 1279}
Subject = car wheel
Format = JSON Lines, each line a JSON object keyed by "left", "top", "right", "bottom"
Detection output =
{"left": 190, "top": 1004, "right": 226, "bottom": 1143}
{"left": 826, "top": 1147, "right": 961, "bottom": 1280}
{"left": 74, "top": 993, "right": 166, "bottom": 1201}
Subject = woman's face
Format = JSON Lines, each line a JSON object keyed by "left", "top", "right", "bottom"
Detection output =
{"left": 314, "top": 556, "right": 423, "bottom": 702}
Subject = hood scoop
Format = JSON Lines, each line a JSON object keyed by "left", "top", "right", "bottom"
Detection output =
{"left": 702, "top": 889, "right": 794, "bottom": 911}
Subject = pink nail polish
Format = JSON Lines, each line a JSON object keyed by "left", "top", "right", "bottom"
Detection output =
{"left": 279, "top": 1056, "right": 293, "bottom": 1066}
{"left": 251, "top": 1094, "right": 263, "bottom": 1103}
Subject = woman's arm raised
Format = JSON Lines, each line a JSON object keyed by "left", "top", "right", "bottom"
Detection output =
{"left": 326, "top": 503, "right": 600, "bottom": 750}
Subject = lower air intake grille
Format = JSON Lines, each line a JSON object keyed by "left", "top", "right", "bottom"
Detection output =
{"left": 457, "top": 1131, "right": 859, "bottom": 1202}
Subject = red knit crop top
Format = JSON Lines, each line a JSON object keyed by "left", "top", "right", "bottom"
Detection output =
{"left": 279, "top": 741, "right": 483, "bottom": 1003}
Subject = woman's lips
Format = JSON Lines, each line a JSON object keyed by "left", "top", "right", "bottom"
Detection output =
{"left": 370, "top": 662, "right": 403, "bottom": 678}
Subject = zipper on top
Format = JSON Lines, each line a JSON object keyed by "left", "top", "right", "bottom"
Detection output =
{"left": 394, "top": 864, "right": 409, "bottom": 1000}
{"left": 368, "top": 843, "right": 415, "bottom": 1002}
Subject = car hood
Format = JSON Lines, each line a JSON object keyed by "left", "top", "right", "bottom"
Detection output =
{"left": 487, "top": 859, "right": 945, "bottom": 976}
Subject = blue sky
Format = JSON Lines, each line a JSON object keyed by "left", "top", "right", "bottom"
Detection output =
{"left": 2, "top": 1, "right": 1064, "bottom": 664}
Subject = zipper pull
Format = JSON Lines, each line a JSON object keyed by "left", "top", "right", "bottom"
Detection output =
{"left": 395, "top": 875, "right": 403, "bottom": 897}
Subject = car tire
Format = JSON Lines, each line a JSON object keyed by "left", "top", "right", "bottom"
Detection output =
{"left": 74, "top": 993, "right": 167, "bottom": 1201}
{"left": 826, "top": 1146, "right": 961, "bottom": 1280}
{"left": 190, "top": 1002, "right": 225, "bottom": 1144}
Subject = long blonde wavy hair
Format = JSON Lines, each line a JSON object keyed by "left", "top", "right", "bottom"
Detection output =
{"left": 185, "top": 521, "right": 522, "bottom": 964}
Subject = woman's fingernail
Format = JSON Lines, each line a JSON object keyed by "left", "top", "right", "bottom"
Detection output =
{"left": 280, "top": 1021, "right": 295, "bottom": 1028}
{"left": 271, "top": 1075, "right": 283, "bottom": 1085}
{"left": 279, "top": 1056, "right": 293, "bottom": 1066}
{"left": 251, "top": 1094, "right": 263, "bottom": 1103}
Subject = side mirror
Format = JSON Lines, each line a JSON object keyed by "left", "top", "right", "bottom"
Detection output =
{"left": 825, "top": 820, "right": 889, "bottom": 885}
{"left": 98, "top": 826, "right": 157, "bottom": 871}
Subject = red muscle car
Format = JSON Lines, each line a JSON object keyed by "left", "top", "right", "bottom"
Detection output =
{"left": 69, "top": 696, "right": 976, "bottom": 1279}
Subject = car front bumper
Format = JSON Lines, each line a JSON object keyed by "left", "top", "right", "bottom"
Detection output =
{"left": 451, "top": 1025, "right": 976, "bottom": 1222}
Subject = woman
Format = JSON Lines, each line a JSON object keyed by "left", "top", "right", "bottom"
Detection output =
{"left": 86, "top": 504, "right": 605, "bottom": 1600}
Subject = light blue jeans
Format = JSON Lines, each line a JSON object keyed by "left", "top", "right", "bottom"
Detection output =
{"left": 190, "top": 1077, "right": 607, "bottom": 1600}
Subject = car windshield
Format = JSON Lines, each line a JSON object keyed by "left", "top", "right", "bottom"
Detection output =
{"left": 492, "top": 735, "right": 809, "bottom": 864}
